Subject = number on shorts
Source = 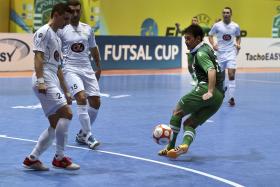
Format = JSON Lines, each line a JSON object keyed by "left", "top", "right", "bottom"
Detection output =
{"left": 56, "top": 93, "right": 62, "bottom": 99}
{"left": 71, "top": 84, "right": 78, "bottom": 91}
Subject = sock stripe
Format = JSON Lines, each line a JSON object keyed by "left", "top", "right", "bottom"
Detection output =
{"left": 184, "top": 131, "right": 195, "bottom": 139}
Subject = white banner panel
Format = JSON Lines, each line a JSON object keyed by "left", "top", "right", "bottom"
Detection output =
{"left": 237, "top": 38, "right": 280, "bottom": 68}
{"left": 0, "top": 33, "right": 33, "bottom": 71}
{"left": 182, "top": 37, "right": 280, "bottom": 68}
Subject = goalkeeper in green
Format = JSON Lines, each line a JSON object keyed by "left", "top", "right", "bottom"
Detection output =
{"left": 159, "top": 24, "right": 225, "bottom": 158}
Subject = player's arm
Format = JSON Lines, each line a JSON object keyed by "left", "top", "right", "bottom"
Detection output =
{"left": 57, "top": 67, "right": 72, "bottom": 105}
{"left": 90, "top": 47, "right": 101, "bottom": 81}
{"left": 196, "top": 51, "right": 216, "bottom": 100}
{"left": 34, "top": 51, "right": 46, "bottom": 94}
{"left": 208, "top": 25, "right": 218, "bottom": 51}
{"left": 203, "top": 68, "right": 216, "bottom": 100}
{"left": 235, "top": 35, "right": 241, "bottom": 51}
{"left": 208, "top": 35, "right": 218, "bottom": 51}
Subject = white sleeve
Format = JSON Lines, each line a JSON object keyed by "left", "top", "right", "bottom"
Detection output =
{"left": 235, "top": 25, "right": 241, "bottom": 37}
{"left": 208, "top": 24, "right": 217, "bottom": 36}
{"left": 88, "top": 27, "right": 97, "bottom": 48}
{"left": 33, "top": 29, "right": 49, "bottom": 53}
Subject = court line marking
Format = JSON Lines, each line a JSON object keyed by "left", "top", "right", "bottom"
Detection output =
{"left": 237, "top": 79, "right": 280, "bottom": 84}
{"left": 0, "top": 134, "right": 244, "bottom": 187}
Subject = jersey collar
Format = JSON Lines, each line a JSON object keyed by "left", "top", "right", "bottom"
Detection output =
{"left": 190, "top": 42, "right": 204, "bottom": 54}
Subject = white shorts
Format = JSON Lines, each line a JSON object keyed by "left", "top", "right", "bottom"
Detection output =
{"left": 64, "top": 68, "right": 100, "bottom": 97}
{"left": 217, "top": 50, "right": 237, "bottom": 71}
{"left": 32, "top": 74, "right": 67, "bottom": 117}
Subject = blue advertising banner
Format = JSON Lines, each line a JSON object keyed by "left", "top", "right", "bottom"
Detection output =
{"left": 94, "top": 36, "right": 182, "bottom": 69}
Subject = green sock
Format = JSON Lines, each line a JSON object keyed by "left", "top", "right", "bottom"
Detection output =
{"left": 182, "top": 126, "right": 196, "bottom": 146}
{"left": 168, "top": 115, "right": 182, "bottom": 149}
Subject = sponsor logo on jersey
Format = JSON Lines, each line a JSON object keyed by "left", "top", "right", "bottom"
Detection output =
{"left": 54, "top": 50, "right": 60, "bottom": 62}
{"left": 71, "top": 43, "right": 85, "bottom": 52}
{"left": 223, "top": 34, "right": 232, "bottom": 41}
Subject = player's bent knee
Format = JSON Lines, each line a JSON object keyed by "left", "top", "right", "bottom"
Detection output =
{"left": 75, "top": 91, "right": 87, "bottom": 105}
{"left": 57, "top": 105, "right": 73, "bottom": 120}
{"left": 88, "top": 96, "right": 101, "bottom": 109}
{"left": 183, "top": 117, "right": 199, "bottom": 129}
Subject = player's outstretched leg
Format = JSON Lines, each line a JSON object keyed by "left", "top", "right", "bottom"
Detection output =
{"left": 158, "top": 115, "right": 181, "bottom": 156}
{"left": 167, "top": 125, "right": 195, "bottom": 158}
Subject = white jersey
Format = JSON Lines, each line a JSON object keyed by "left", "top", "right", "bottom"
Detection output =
{"left": 58, "top": 22, "right": 97, "bottom": 70}
{"left": 209, "top": 21, "right": 240, "bottom": 52}
{"left": 33, "top": 24, "right": 62, "bottom": 76}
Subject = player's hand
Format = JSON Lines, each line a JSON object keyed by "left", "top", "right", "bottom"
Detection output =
{"left": 213, "top": 44, "right": 218, "bottom": 51}
{"left": 95, "top": 69, "right": 101, "bottom": 81}
{"left": 65, "top": 92, "right": 72, "bottom": 105}
{"left": 202, "top": 92, "right": 213, "bottom": 100}
{"left": 38, "top": 83, "right": 47, "bottom": 94}
{"left": 235, "top": 44, "right": 241, "bottom": 51}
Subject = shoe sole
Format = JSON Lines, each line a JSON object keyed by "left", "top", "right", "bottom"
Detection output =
{"left": 88, "top": 141, "right": 100, "bottom": 149}
{"left": 23, "top": 164, "right": 49, "bottom": 171}
{"left": 52, "top": 165, "right": 80, "bottom": 170}
{"left": 167, "top": 147, "right": 188, "bottom": 159}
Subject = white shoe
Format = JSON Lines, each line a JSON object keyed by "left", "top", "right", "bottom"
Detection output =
{"left": 190, "top": 80, "right": 197, "bottom": 86}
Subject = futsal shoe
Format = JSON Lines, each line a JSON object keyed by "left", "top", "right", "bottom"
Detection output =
{"left": 228, "top": 97, "right": 235, "bottom": 107}
{"left": 76, "top": 130, "right": 100, "bottom": 149}
{"left": 190, "top": 80, "right": 198, "bottom": 86}
{"left": 158, "top": 145, "right": 173, "bottom": 156}
{"left": 167, "top": 144, "right": 189, "bottom": 159}
{"left": 23, "top": 157, "right": 49, "bottom": 171}
{"left": 52, "top": 156, "right": 80, "bottom": 170}
{"left": 87, "top": 135, "right": 100, "bottom": 149}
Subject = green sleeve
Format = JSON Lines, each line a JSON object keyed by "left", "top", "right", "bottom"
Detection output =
{"left": 196, "top": 51, "right": 214, "bottom": 73}
{"left": 187, "top": 53, "right": 194, "bottom": 65}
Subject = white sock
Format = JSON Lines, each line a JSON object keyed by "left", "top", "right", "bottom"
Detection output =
{"left": 55, "top": 118, "right": 70, "bottom": 159}
{"left": 30, "top": 127, "right": 55, "bottom": 160}
{"left": 88, "top": 106, "right": 98, "bottom": 126}
{"left": 228, "top": 80, "right": 236, "bottom": 99}
{"left": 77, "top": 105, "right": 91, "bottom": 135}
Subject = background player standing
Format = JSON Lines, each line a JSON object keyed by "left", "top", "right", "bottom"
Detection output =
{"left": 158, "top": 24, "right": 225, "bottom": 158}
{"left": 208, "top": 7, "right": 241, "bottom": 106}
{"left": 58, "top": 0, "right": 101, "bottom": 149}
{"left": 23, "top": 3, "right": 80, "bottom": 171}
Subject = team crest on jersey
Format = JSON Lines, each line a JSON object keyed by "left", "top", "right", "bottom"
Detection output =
{"left": 54, "top": 50, "right": 60, "bottom": 62}
{"left": 223, "top": 34, "right": 231, "bottom": 41}
{"left": 71, "top": 43, "right": 85, "bottom": 52}
{"left": 38, "top": 33, "right": 43, "bottom": 38}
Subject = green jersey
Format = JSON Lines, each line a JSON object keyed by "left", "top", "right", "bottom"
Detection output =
{"left": 190, "top": 43, "right": 224, "bottom": 93}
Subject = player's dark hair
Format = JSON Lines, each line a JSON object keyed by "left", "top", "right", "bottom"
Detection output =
{"left": 224, "top": 7, "right": 232, "bottom": 14}
{"left": 183, "top": 24, "right": 204, "bottom": 41}
{"left": 67, "top": 0, "right": 81, "bottom": 7}
{"left": 51, "top": 3, "right": 68, "bottom": 18}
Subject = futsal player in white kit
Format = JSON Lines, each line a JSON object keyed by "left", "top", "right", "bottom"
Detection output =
{"left": 209, "top": 7, "right": 241, "bottom": 106}
{"left": 23, "top": 3, "right": 80, "bottom": 171}
{"left": 58, "top": 0, "right": 101, "bottom": 149}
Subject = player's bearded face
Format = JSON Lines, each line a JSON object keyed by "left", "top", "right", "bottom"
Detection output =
{"left": 222, "top": 9, "right": 231, "bottom": 21}
{"left": 69, "top": 5, "right": 81, "bottom": 23}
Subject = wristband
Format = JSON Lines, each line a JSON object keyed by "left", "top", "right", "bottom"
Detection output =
{"left": 37, "top": 77, "right": 45, "bottom": 84}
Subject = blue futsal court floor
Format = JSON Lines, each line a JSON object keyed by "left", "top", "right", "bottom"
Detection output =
{"left": 0, "top": 72, "right": 279, "bottom": 187}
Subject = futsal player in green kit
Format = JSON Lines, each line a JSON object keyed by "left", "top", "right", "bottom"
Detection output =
{"left": 158, "top": 24, "right": 225, "bottom": 158}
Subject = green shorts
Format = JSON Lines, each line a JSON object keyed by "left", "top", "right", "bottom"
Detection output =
{"left": 178, "top": 83, "right": 224, "bottom": 126}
